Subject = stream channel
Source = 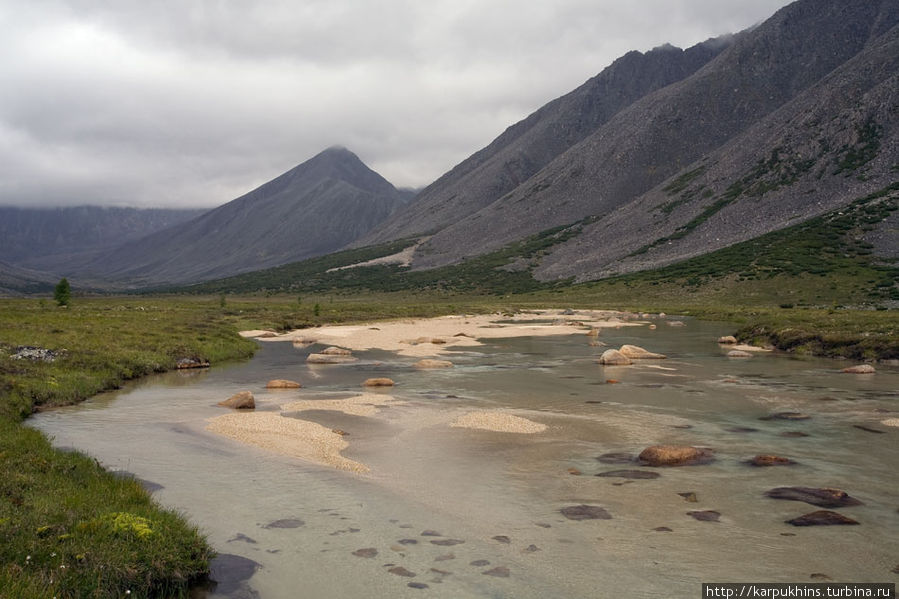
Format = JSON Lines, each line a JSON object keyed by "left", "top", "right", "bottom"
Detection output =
{"left": 28, "top": 314, "right": 899, "bottom": 598}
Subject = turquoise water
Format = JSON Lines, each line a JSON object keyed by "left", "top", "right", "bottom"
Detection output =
{"left": 28, "top": 315, "right": 899, "bottom": 598}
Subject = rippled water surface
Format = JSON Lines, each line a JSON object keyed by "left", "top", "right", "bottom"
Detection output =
{"left": 28, "top": 316, "right": 899, "bottom": 598}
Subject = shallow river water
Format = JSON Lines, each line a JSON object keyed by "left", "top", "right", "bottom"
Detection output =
{"left": 28, "top": 315, "right": 899, "bottom": 598}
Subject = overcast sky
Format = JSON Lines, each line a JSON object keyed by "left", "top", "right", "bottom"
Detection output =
{"left": 1, "top": 0, "right": 793, "bottom": 210}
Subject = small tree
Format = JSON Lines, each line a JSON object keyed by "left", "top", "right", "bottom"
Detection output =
{"left": 54, "top": 278, "right": 71, "bottom": 307}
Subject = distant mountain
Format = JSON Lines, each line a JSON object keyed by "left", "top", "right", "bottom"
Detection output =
{"left": 0, "top": 261, "right": 59, "bottom": 296}
{"left": 362, "top": 0, "right": 899, "bottom": 280}
{"left": 78, "top": 147, "right": 409, "bottom": 286}
{"left": 0, "top": 206, "right": 205, "bottom": 272}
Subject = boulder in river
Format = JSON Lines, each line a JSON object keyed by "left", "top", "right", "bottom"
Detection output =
{"left": 266, "top": 379, "right": 301, "bottom": 389}
{"left": 786, "top": 510, "right": 860, "bottom": 526}
{"left": 618, "top": 345, "right": 666, "bottom": 359}
{"left": 363, "top": 377, "right": 395, "bottom": 387}
{"left": 414, "top": 359, "right": 454, "bottom": 369}
{"left": 598, "top": 349, "right": 632, "bottom": 366}
{"left": 638, "top": 445, "right": 714, "bottom": 466}
{"left": 748, "top": 455, "right": 795, "bottom": 467}
{"left": 306, "top": 354, "right": 358, "bottom": 364}
{"left": 321, "top": 346, "right": 353, "bottom": 356}
{"left": 717, "top": 336, "right": 738, "bottom": 344}
{"left": 841, "top": 364, "right": 875, "bottom": 374}
{"left": 765, "top": 487, "right": 863, "bottom": 508}
{"left": 217, "top": 391, "right": 255, "bottom": 410}
{"left": 727, "top": 350, "right": 753, "bottom": 358}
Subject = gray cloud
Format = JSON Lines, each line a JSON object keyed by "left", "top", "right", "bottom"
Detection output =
{"left": 0, "top": 0, "right": 792, "bottom": 208}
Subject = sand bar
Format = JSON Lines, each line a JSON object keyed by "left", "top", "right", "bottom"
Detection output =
{"left": 206, "top": 411, "right": 368, "bottom": 472}
{"left": 282, "top": 392, "right": 402, "bottom": 418}
{"left": 241, "top": 310, "right": 644, "bottom": 357}
{"left": 451, "top": 411, "right": 547, "bottom": 433}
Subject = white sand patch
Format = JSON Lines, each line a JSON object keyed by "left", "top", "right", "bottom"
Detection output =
{"left": 245, "top": 311, "right": 642, "bottom": 357}
{"left": 283, "top": 392, "right": 402, "bottom": 417}
{"left": 450, "top": 411, "right": 547, "bottom": 433}
{"left": 206, "top": 412, "right": 368, "bottom": 472}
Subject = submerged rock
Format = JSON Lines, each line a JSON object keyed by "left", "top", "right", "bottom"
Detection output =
{"left": 748, "top": 455, "right": 795, "bottom": 467}
{"left": 760, "top": 412, "right": 811, "bottom": 421}
{"left": 352, "top": 547, "right": 378, "bottom": 558}
{"left": 430, "top": 539, "right": 465, "bottom": 546}
{"left": 492, "top": 535, "right": 511, "bottom": 544}
{"left": 726, "top": 426, "right": 760, "bottom": 433}
{"left": 264, "top": 518, "right": 304, "bottom": 529}
{"left": 678, "top": 492, "right": 699, "bottom": 503}
{"left": 266, "top": 379, "right": 301, "bottom": 389}
{"left": 638, "top": 445, "right": 714, "bottom": 467}
{"left": 765, "top": 487, "right": 863, "bottom": 508}
{"left": 217, "top": 391, "right": 255, "bottom": 410}
{"left": 727, "top": 350, "right": 753, "bottom": 358}
{"left": 786, "top": 510, "right": 860, "bottom": 526}
{"left": 598, "top": 349, "right": 632, "bottom": 365}
{"left": 414, "top": 359, "right": 454, "bottom": 369}
{"left": 687, "top": 510, "right": 720, "bottom": 522}
{"left": 560, "top": 505, "right": 612, "bottom": 520}
{"left": 852, "top": 424, "right": 885, "bottom": 434}
{"left": 206, "top": 554, "right": 260, "bottom": 595}
{"left": 595, "top": 469, "right": 661, "bottom": 480}
{"left": 482, "top": 566, "right": 510, "bottom": 578}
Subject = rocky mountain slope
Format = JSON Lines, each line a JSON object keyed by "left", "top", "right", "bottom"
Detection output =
{"left": 76, "top": 147, "right": 409, "bottom": 286}
{"left": 366, "top": 0, "right": 899, "bottom": 280}
{"left": 361, "top": 36, "right": 734, "bottom": 246}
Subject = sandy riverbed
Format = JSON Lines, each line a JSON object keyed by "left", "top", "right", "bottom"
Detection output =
{"left": 240, "top": 310, "right": 642, "bottom": 357}
{"left": 211, "top": 310, "right": 644, "bottom": 471}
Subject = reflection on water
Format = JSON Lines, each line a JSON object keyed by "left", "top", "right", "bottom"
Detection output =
{"left": 28, "top": 316, "right": 899, "bottom": 598}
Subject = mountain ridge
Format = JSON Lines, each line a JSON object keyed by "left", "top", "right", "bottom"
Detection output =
{"left": 74, "top": 147, "right": 409, "bottom": 286}
{"left": 359, "top": 35, "right": 736, "bottom": 246}
{"left": 380, "top": 0, "right": 899, "bottom": 273}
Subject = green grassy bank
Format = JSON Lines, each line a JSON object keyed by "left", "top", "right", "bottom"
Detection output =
{"left": 0, "top": 298, "right": 262, "bottom": 598}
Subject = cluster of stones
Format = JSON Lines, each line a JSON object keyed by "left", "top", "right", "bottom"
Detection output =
{"left": 581, "top": 443, "right": 866, "bottom": 530}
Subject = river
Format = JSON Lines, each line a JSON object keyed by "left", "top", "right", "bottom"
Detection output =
{"left": 28, "top": 313, "right": 899, "bottom": 598}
